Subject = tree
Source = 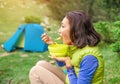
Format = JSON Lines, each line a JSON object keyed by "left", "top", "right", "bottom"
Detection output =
{"left": 103, "top": 0, "right": 120, "bottom": 20}
{"left": 47, "top": 0, "right": 80, "bottom": 20}
{"left": 47, "top": 0, "right": 107, "bottom": 21}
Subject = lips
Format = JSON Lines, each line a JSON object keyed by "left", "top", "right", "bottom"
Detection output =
{"left": 58, "top": 34, "right": 63, "bottom": 40}
{"left": 58, "top": 32, "right": 62, "bottom": 36}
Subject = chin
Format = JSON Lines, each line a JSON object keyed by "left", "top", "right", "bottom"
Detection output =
{"left": 62, "top": 40, "right": 67, "bottom": 44}
{"left": 62, "top": 41, "right": 70, "bottom": 45}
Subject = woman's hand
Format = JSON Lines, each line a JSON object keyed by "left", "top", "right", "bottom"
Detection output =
{"left": 41, "top": 33, "right": 54, "bottom": 45}
{"left": 51, "top": 56, "right": 73, "bottom": 69}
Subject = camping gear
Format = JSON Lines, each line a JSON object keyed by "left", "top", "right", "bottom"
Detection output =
{"left": 3, "top": 24, "right": 48, "bottom": 52}
{"left": 48, "top": 43, "right": 69, "bottom": 57}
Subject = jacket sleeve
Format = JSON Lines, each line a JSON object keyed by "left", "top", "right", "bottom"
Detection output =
{"left": 67, "top": 55, "right": 98, "bottom": 84}
{"left": 56, "top": 60, "right": 65, "bottom": 66}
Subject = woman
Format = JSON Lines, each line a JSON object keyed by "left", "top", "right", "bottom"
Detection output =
{"left": 29, "top": 10, "right": 104, "bottom": 84}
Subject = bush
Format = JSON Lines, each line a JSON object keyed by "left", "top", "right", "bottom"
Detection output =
{"left": 112, "top": 21, "right": 120, "bottom": 40}
{"left": 110, "top": 21, "right": 120, "bottom": 53}
{"left": 94, "top": 21, "right": 113, "bottom": 43}
{"left": 113, "top": 21, "right": 120, "bottom": 28}
{"left": 24, "top": 16, "right": 41, "bottom": 24}
{"left": 111, "top": 42, "right": 120, "bottom": 52}
{"left": 94, "top": 21, "right": 120, "bottom": 44}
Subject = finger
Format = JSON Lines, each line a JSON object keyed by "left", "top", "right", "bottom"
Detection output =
{"left": 41, "top": 33, "right": 45, "bottom": 37}
{"left": 42, "top": 38, "right": 49, "bottom": 43}
{"left": 48, "top": 55, "right": 56, "bottom": 59}
{"left": 53, "top": 56, "right": 65, "bottom": 61}
{"left": 42, "top": 36, "right": 47, "bottom": 40}
{"left": 51, "top": 55, "right": 56, "bottom": 59}
{"left": 42, "top": 35, "right": 49, "bottom": 41}
{"left": 41, "top": 33, "right": 47, "bottom": 37}
{"left": 42, "top": 35, "right": 49, "bottom": 40}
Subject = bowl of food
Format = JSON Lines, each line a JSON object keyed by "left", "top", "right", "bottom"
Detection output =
{"left": 48, "top": 43, "right": 69, "bottom": 57}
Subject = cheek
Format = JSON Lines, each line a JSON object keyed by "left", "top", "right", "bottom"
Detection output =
{"left": 62, "top": 31, "right": 71, "bottom": 44}
{"left": 61, "top": 28, "right": 70, "bottom": 36}
{"left": 61, "top": 30, "right": 69, "bottom": 38}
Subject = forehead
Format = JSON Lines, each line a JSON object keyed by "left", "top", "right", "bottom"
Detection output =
{"left": 61, "top": 17, "right": 69, "bottom": 25}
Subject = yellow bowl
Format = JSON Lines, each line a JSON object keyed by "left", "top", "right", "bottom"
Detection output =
{"left": 48, "top": 44, "right": 69, "bottom": 57}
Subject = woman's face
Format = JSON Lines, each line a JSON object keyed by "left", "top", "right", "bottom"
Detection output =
{"left": 58, "top": 17, "right": 72, "bottom": 45}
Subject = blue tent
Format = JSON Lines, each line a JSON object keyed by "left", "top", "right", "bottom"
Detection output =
{"left": 3, "top": 24, "right": 48, "bottom": 52}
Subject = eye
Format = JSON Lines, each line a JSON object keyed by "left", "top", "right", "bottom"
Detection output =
{"left": 61, "top": 25, "right": 65, "bottom": 28}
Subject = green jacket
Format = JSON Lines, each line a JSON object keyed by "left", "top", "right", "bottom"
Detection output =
{"left": 65, "top": 46, "right": 104, "bottom": 84}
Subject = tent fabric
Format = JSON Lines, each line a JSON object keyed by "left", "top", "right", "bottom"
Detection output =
{"left": 15, "top": 30, "right": 25, "bottom": 48}
{"left": 3, "top": 24, "right": 48, "bottom": 52}
{"left": 3, "top": 24, "right": 25, "bottom": 52}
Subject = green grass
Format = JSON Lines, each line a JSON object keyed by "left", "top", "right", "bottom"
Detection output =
{"left": 1, "top": 43, "right": 120, "bottom": 84}
{"left": 99, "top": 43, "right": 120, "bottom": 84}
{"left": 0, "top": 0, "right": 120, "bottom": 84}
{"left": 0, "top": 51, "right": 51, "bottom": 84}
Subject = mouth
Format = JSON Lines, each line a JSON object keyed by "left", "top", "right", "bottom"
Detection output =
{"left": 58, "top": 32, "right": 62, "bottom": 36}
{"left": 58, "top": 33, "right": 63, "bottom": 40}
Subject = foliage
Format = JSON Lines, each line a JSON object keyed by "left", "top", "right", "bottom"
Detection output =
{"left": 94, "top": 21, "right": 120, "bottom": 43}
{"left": 110, "top": 42, "right": 120, "bottom": 52}
{"left": 103, "top": 0, "right": 120, "bottom": 21}
{"left": 112, "top": 22, "right": 120, "bottom": 40}
{"left": 113, "top": 21, "right": 120, "bottom": 28}
{"left": 47, "top": 0, "right": 79, "bottom": 20}
{"left": 46, "top": 0, "right": 120, "bottom": 22}
{"left": 80, "top": 0, "right": 101, "bottom": 20}
{"left": 94, "top": 21, "right": 113, "bottom": 43}
{"left": 24, "top": 16, "right": 41, "bottom": 24}
{"left": 110, "top": 21, "right": 120, "bottom": 52}
{"left": 94, "top": 20, "right": 120, "bottom": 53}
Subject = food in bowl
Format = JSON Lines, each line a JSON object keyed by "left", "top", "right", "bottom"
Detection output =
{"left": 48, "top": 43, "right": 69, "bottom": 57}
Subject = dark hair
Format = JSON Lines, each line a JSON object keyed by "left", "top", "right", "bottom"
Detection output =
{"left": 66, "top": 10, "right": 102, "bottom": 48}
